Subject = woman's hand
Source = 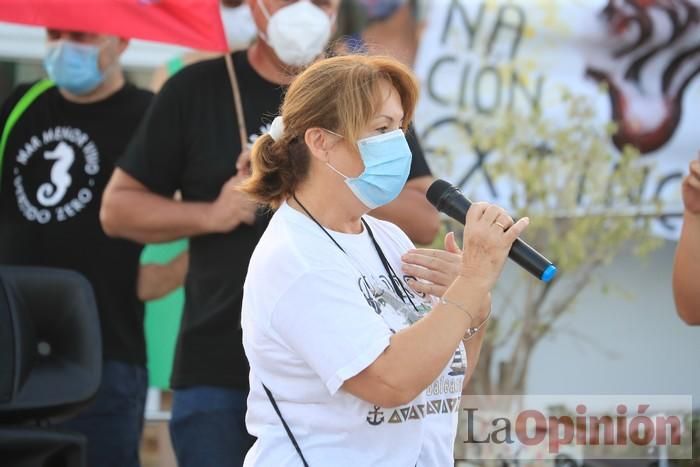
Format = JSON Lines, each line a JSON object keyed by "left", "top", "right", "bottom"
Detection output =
{"left": 401, "top": 232, "right": 462, "bottom": 297}
{"left": 461, "top": 202, "right": 529, "bottom": 290}
{"left": 402, "top": 203, "right": 528, "bottom": 297}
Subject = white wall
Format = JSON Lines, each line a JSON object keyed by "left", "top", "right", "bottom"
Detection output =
{"left": 495, "top": 240, "right": 700, "bottom": 405}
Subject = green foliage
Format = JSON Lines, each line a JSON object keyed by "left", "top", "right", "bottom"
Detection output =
{"left": 468, "top": 90, "right": 661, "bottom": 274}
{"left": 453, "top": 91, "right": 663, "bottom": 394}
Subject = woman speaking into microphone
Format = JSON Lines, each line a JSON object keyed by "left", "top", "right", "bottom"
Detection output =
{"left": 239, "top": 54, "right": 529, "bottom": 466}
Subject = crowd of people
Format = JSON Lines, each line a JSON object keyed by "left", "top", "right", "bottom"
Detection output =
{"left": 0, "top": 1, "right": 439, "bottom": 465}
{"left": 0, "top": 0, "right": 696, "bottom": 466}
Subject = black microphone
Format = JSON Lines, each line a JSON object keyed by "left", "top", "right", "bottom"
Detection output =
{"left": 426, "top": 179, "right": 557, "bottom": 283}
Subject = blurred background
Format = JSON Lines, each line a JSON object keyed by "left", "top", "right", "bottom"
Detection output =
{"left": 0, "top": 0, "right": 698, "bottom": 466}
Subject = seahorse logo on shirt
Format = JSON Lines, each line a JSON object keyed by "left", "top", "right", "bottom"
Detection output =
{"left": 12, "top": 126, "right": 100, "bottom": 224}
{"left": 36, "top": 141, "right": 75, "bottom": 206}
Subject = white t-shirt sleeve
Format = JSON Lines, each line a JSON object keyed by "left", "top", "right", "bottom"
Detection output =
{"left": 270, "top": 268, "right": 393, "bottom": 396}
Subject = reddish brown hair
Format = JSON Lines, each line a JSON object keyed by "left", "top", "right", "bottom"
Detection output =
{"left": 240, "top": 54, "right": 419, "bottom": 208}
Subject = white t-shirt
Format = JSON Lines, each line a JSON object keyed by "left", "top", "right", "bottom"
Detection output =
{"left": 242, "top": 202, "right": 467, "bottom": 467}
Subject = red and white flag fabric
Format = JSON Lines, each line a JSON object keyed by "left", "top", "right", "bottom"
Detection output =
{"left": 0, "top": 0, "right": 228, "bottom": 51}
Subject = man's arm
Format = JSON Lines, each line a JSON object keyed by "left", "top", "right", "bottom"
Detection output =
{"left": 673, "top": 215, "right": 700, "bottom": 325}
{"left": 138, "top": 250, "right": 189, "bottom": 301}
{"left": 672, "top": 158, "right": 700, "bottom": 325}
{"left": 371, "top": 175, "right": 440, "bottom": 245}
{"left": 100, "top": 169, "right": 257, "bottom": 244}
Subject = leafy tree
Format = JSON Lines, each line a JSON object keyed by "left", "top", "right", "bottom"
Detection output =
{"left": 440, "top": 91, "right": 663, "bottom": 396}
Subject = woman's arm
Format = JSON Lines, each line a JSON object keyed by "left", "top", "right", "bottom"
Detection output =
{"left": 342, "top": 274, "right": 491, "bottom": 407}
{"left": 342, "top": 203, "right": 528, "bottom": 407}
{"left": 462, "top": 295, "right": 490, "bottom": 389}
{"left": 401, "top": 232, "right": 492, "bottom": 390}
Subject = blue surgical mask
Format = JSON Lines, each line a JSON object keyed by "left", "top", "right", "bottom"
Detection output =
{"left": 326, "top": 129, "right": 412, "bottom": 209}
{"left": 44, "top": 41, "right": 105, "bottom": 95}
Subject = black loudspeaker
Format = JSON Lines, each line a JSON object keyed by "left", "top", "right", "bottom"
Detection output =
{"left": 0, "top": 266, "right": 102, "bottom": 467}
{"left": 0, "top": 277, "right": 14, "bottom": 402}
{"left": 0, "top": 428, "right": 86, "bottom": 467}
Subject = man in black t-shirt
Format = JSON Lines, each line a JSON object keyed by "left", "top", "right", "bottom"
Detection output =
{"left": 101, "top": 1, "right": 439, "bottom": 466}
{"left": 0, "top": 29, "right": 152, "bottom": 467}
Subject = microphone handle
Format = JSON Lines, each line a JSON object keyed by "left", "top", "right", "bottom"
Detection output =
{"left": 438, "top": 193, "right": 556, "bottom": 282}
{"left": 509, "top": 237, "right": 555, "bottom": 281}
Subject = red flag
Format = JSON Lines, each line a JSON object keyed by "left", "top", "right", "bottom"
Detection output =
{"left": 0, "top": 0, "right": 228, "bottom": 52}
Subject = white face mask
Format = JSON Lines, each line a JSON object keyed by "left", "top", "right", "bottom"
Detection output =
{"left": 257, "top": 0, "right": 333, "bottom": 67}
{"left": 220, "top": 3, "right": 257, "bottom": 50}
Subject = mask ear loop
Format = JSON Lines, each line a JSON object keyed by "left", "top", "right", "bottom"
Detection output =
{"left": 326, "top": 162, "right": 351, "bottom": 179}
{"left": 324, "top": 129, "right": 343, "bottom": 138}
{"left": 322, "top": 129, "right": 353, "bottom": 179}
{"left": 256, "top": 0, "right": 273, "bottom": 42}
{"left": 257, "top": 0, "right": 272, "bottom": 20}
{"left": 98, "top": 37, "right": 121, "bottom": 78}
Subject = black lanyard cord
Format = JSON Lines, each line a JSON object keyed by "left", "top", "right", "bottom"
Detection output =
{"left": 360, "top": 217, "right": 420, "bottom": 312}
{"left": 292, "top": 194, "right": 419, "bottom": 311}
{"left": 262, "top": 384, "right": 310, "bottom": 467}
{"left": 293, "top": 193, "right": 347, "bottom": 253}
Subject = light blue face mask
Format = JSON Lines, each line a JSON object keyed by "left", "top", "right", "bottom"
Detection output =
{"left": 44, "top": 41, "right": 105, "bottom": 95}
{"left": 326, "top": 128, "right": 413, "bottom": 209}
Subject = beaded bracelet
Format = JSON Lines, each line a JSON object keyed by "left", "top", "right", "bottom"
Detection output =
{"left": 438, "top": 296, "right": 492, "bottom": 341}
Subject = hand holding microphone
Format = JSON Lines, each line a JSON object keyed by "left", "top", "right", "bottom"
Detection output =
{"left": 459, "top": 201, "right": 531, "bottom": 289}
{"left": 401, "top": 195, "right": 530, "bottom": 299}
{"left": 427, "top": 179, "right": 557, "bottom": 283}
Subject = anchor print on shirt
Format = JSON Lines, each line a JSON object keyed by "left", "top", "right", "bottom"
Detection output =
{"left": 358, "top": 272, "right": 467, "bottom": 426}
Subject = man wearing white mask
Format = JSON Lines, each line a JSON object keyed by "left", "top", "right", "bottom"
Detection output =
{"left": 101, "top": 1, "right": 438, "bottom": 465}
{"left": 150, "top": 0, "right": 259, "bottom": 91}
{"left": 0, "top": 29, "right": 153, "bottom": 467}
